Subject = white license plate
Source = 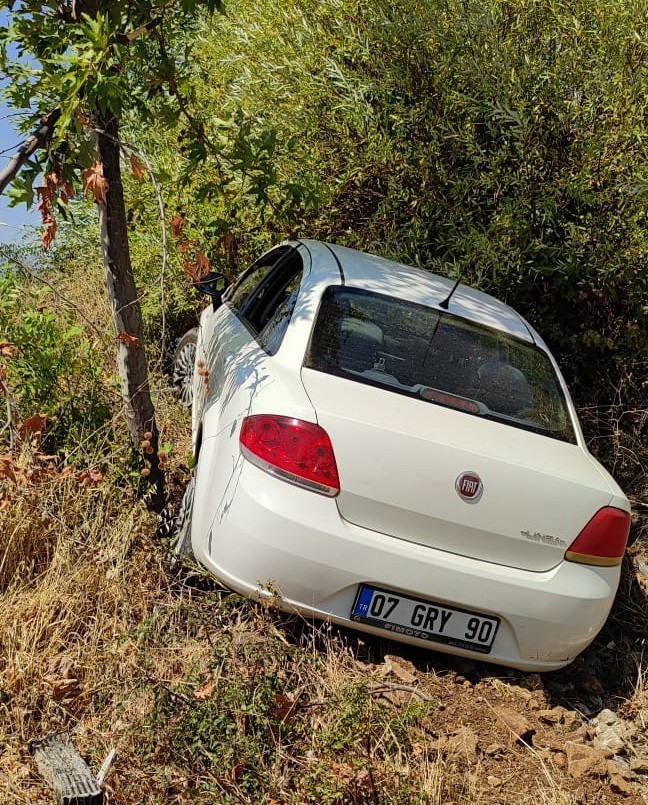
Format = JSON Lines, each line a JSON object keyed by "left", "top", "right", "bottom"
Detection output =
{"left": 351, "top": 585, "right": 499, "bottom": 654}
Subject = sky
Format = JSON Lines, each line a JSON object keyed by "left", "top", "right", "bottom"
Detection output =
{"left": 0, "top": 8, "right": 40, "bottom": 245}
{"left": 0, "top": 107, "right": 41, "bottom": 245}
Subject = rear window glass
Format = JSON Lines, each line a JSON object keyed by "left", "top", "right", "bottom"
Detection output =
{"left": 305, "top": 286, "right": 576, "bottom": 443}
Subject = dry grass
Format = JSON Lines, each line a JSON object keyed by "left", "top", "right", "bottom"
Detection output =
{"left": 0, "top": 446, "right": 164, "bottom": 799}
{"left": 1, "top": 448, "right": 646, "bottom": 803}
{"left": 0, "top": 261, "right": 646, "bottom": 802}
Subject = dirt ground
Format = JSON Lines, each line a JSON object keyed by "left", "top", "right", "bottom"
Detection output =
{"left": 351, "top": 542, "right": 648, "bottom": 804}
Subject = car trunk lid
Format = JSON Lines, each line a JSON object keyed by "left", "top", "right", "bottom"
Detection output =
{"left": 301, "top": 368, "right": 615, "bottom": 572}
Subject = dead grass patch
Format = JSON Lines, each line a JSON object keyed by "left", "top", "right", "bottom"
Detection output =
{"left": 0, "top": 390, "right": 645, "bottom": 803}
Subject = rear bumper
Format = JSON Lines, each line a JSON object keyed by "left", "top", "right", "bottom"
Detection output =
{"left": 192, "top": 461, "right": 620, "bottom": 672}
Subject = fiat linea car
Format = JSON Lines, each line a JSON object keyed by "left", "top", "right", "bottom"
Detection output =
{"left": 173, "top": 240, "right": 631, "bottom": 672}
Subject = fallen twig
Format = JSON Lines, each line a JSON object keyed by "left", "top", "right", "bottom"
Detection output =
{"left": 368, "top": 682, "right": 433, "bottom": 702}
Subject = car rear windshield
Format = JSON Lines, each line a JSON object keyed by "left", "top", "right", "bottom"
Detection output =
{"left": 305, "top": 286, "right": 576, "bottom": 443}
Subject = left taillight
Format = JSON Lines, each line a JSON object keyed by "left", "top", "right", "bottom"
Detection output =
{"left": 564, "top": 506, "right": 631, "bottom": 567}
{"left": 240, "top": 414, "right": 340, "bottom": 496}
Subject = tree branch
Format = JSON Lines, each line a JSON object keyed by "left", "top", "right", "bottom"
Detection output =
{"left": 0, "top": 109, "right": 61, "bottom": 195}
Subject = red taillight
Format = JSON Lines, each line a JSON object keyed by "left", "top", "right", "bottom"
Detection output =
{"left": 240, "top": 415, "right": 340, "bottom": 496}
{"left": 565, "top": 507, "right": 631, "bottom": 567}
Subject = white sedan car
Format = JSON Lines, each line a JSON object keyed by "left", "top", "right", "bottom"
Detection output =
{"left": 174, "top": 240, "right": 631, "bottom": 672}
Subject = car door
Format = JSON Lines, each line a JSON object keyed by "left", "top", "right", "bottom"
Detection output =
{"left": 194, "top": 244, "right": 306, "bottom": 449}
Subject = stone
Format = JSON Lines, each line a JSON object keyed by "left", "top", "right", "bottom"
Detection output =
{"left": 382, "top": 655, "right": 417, "bottom": 685}
{"left": 591, "top": 708, "right": 629, "bottom": 754}
{"left": 609, "top": 774, "right": 634, "bottom": 796}
{"left": 629, "top": 757, "right": 648, "bottom": 775}
{"left": 562, "top": 710, "right": 582, "bottom": 728}
{"left": 565, "top": 741, "right": 613, "bottom": 779}
{"left": 594, "top": 708, "right": 623, "bottom": 727}
{"left": 593, "top": 726, "right": 626, "bottom": 754}
{"left": 486, "top": 776, "right": 502, "bottom": 788}
{"left": 537, "top": 707, "right": 565, "bottom": 724}
{"left": 495, "top": 706, "right": 535, "bottom": 745}
{"left": 607, "top": 759, "right": 634, "bottom": 780}
{"left": 445, "top": 727, "right": 479, "bottom": 761}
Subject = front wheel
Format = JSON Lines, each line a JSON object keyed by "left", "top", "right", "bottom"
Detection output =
{"left": 172, "top": 328, "right": 199, "bottom": 407}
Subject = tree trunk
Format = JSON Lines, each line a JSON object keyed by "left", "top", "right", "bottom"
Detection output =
{"left": 0, "top": 109, "right": 61, "bottom": 195}
{"left": 96, "top": 113, "right": 164, "bottom": 508}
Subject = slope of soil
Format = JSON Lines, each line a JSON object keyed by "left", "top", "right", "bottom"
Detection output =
{"left": 0, "top": 398, "right": 647, "bottom": 804}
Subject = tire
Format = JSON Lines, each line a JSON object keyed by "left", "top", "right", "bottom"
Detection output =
{"left": 170, "top": 472, "right": 195, "bottom": 565}
{"left": 172, "top": 328, "right": 199, "bottom": 407}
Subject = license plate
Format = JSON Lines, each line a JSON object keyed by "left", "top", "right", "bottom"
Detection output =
{"left": 351, "top": 585, "right": 499, "bottom": 654}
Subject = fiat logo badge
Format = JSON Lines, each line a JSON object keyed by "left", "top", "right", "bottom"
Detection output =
{"left": 456, "top": 472, "right": 483, "bottom": 504}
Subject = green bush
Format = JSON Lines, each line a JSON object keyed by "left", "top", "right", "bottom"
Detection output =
{"left": 0, "top": 264, "right": 112, "bottom": 455}
{"left": 165, "top": 0, "right": 646, "bottom": 389}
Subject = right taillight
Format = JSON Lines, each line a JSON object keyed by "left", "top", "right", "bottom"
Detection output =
{"left": 565, "top": 507, "right": 631, "bottom": 566}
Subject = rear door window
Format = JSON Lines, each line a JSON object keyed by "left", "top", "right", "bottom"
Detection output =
{"left": 305, "top": 286, "right": 576, "bottom": 442}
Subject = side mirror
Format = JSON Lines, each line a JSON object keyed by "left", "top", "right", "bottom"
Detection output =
{"left": 194, "top": 271, "right": 229, "bottom": 310}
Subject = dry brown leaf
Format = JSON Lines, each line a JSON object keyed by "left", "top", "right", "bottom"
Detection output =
{"left": 116, "top": 331, "right": 141, "bottom": 348}
{"left": 61, "top": 181, "right": 75, "bottom": 203}
{"left": 0, "top": 455, "right": 17, "bottom": 483}
{"left": 44, "top": 654, "right": 81, "bottom": 701}
{"left": 218, "top": 231, "right": 238, "bottom": 259}
{"left": 171, "top": 214, "right": 185, "bottom": 239}
{"left": 83, "top": 161, "right": 108, "bottom": 204}
{"left": 42, "top": 213, "right": 57, "bottom": 251}
{"left": 194, "top": 679, "right": 215, "bottom": 700}
{"left": 182, "top": 257, "right": 201, "bottom": 283}
{"left": 18, "top": 414, "right": 48, "bottom": 437}
{"left": 195, "top": 250, "right": 212, "bottom": 277}
{"left": 130, "top": 153, "right": 147, "bottom": 181}
{"left": 37, "top": 173, "right": 58, "bottom": 215}
{"left": 0, "top": 341, "right": 15, "bottom": 358}
{"left": 273, "top": 692, "right": 299, "bottom": 723}
{"left": 75, "top": 468, "right": 104, "bottom": 487}
{"left": 230, "top": 762, "right": 245, "bottom": 783}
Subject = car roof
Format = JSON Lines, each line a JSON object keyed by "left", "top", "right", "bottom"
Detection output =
{"left": 299, "top": 240, "right": 536, "bottom": 344}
